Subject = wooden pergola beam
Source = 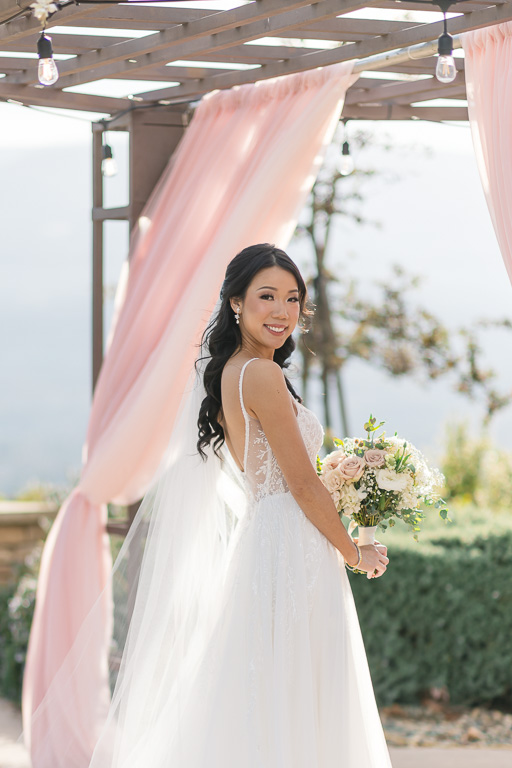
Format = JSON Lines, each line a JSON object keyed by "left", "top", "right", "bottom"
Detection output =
{"left": 342, "top": 104, "right": 469, "bottom": 120}
{"left": 0, "top": 81, "right": 127, "bottom": 111}
{"left": 0, "top": 1, "right": 106, "bottom": 43}
{"left": 345, "top": 74, "right": 466, "bottom": 104}
{"left": 61, "top": 13, "right": 415, "bottom": 39}
{"left": 2, "top": 0, "right": 349, "bottom": 86}
{"left": 138, "top": 1, "right": 510, "bottom": 104}
{"left": 375, "top": 58, "right": 466, "bottom": 74}
{"left": 377, "top": 0, "right": 494, "bottom": 11}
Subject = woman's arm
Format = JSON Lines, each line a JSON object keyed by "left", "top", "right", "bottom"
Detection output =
{"left": 242, "top": 359, "right": 388, "bottom": 576}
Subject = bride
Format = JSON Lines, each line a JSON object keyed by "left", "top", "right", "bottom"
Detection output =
{"left": 189, "top": 243, "right": 391, "bottom": 767}
{"left": 28, "top": 244, "right": 392, "bottom": 768}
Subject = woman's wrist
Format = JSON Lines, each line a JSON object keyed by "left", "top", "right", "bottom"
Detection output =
{"left": 345, "top": 540, "right": 361, "bottom": 569}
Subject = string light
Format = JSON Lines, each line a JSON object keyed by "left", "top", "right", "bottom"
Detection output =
{"left": 338, "top": 140, "right": 355, "bottom": 177}
{"left": 396, "top": 0, "right": 460, "bottom": 83}
{"left": 99, "top": 119, "right": 119, "bottom": 177}
{"left": 436, "top": 16, "right": 457, "bottom": 83}
{"left": 337, "top": 121, "right": 355, "bottom": 177}
{"left": 101, "top": 138, "right": 118, "bottom": 177}
{"left": 37, "top": 30, "right": 59, "bottom": 86}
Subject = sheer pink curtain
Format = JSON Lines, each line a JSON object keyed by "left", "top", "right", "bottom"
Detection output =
{"left": 462, "top": 21, "right": 512, "bottom": 284}
{"left": 23, "top": 61, "right": 358, "bottom": 766}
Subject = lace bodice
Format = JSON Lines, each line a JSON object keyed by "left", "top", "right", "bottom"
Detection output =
{"left": 239, "top": 358, "right": 324, "bottom": 503}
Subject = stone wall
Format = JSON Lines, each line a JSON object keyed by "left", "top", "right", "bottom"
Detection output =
{"left": 0, "top": 502, "right": 58, "bottom": 585}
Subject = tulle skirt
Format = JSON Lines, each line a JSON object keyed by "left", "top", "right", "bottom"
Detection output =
{"left": 104, "top": 491, "right": 392, "bottom": 768}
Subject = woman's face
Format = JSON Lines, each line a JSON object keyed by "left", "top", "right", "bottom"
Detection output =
{"left": 231, "top": 265, "right": 301, "bottom": 354}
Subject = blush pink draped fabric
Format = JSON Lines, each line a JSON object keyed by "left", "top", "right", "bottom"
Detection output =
{"left": 462, "top": 22, "right": 512, "bottom": 284}
{"left": 22, "top": 61, "right": 358, "bottom": 767}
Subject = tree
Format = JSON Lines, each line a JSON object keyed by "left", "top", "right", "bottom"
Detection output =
{"left": 295, "top": 124, "right": 512, "bottom": 443}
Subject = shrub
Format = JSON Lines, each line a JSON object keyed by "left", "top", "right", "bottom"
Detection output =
{"left": 440, "top": 422, "right": 512, "bottom": 509}
{"left": 440, "top": 422, "right": 487, "bottom": 502}
{"left": 349, "top": 532, "right": 512, "bottom": 708}
{"left": 477, "top": 448, "right": 512, "bottom": 511}
{"left": 0, "top": 549, "right": 40, "bottom": 705}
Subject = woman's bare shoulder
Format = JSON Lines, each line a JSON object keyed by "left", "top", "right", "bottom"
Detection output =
{"left": 222, "top": 355, "right": 282, "bottom": 382}
{"left": 242, "top": 357, "right": 284, "bottom": 381}
{"left": 241, "top": 359, "right": 291, "bottom": 419}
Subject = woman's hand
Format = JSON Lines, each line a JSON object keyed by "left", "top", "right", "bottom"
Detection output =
{"left": 350, "top": 539, "right": 389, "bottom": 579}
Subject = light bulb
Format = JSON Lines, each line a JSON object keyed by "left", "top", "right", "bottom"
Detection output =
{"left": 436, "top": 55, "right": 457, "bottom": 84}
{"left": 102, "top": 156, "right": 118, "bottom": 177}
{"left": 37, "top": 32, "right": 59, "bottom": 86}
{"left": 436, "top": 31, "right": 456, "bottom": 84}
{"left": 38, "top": 57, "right": 59, "bottom": 86}
{"left": 338, "top": 140, "right": 355, "bottom": 177}
{"left": 101, "top": 144, "right": 118, "bottom": 177}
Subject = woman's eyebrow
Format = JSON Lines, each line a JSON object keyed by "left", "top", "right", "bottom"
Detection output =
{"left": 256, "top": 286, "right": 299, "bottom": 292}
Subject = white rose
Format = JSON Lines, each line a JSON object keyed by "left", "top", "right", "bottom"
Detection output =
{"left": 332, "top": 489, "right": 342, "bottom": 506}
{"left": 375, "top": 468, "right": 411, "bottom": 493}
{"left": 321, "top": 469, "right": 343, "bottom": 493}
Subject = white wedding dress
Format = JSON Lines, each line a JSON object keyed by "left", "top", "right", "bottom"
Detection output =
{"left": 123, "top": 356, "right": 392, "bottom": 768}
{"left": 83, "top": 356, "right": 392, "bottom": 768}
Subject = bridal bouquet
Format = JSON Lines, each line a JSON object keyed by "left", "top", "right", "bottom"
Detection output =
{"left": 317, "top": 415, "right": 449, "bottom": 552}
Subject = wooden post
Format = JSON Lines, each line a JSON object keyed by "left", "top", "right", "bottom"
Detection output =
{"left": 92, "top": 106, "right": 188, "bottom": 531}
{"left": 92, "top": 125, "right": 104, "bottom": 393}
{"left": 92, "top": 106, "right": 188, "bottom": 394}
{"left": 128, "top": 107, "right": 189, "bottom": 230}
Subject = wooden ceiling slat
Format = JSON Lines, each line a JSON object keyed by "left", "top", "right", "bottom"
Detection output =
{"left": 393, "top": 85, "right": 468, "bottom": 104}
{"left": 346, "top": 74, "right": 465, "bottom": 104}
{"left": 0, "top": 2, "right": 108, "bottom": 43}
{"left": 375, "top": 58, "right": 465, "bottom": 73}
{"left": 113, "top": 64, "right": 249, "bottom": 81}
{"left": 0, "top": 0, "right": 28, "bottom": 24}
{"left": 282, "top": 17, "right": 413, "bottom": 37}
{"left": 343, "top": 103, "right": 469, "bottom": 120}
{"left": 174, "top": 43, "right": 326, "bottom": 63}
{"left": 375, "top": 0, "right": 495, "bottom": 11}
{"left": 0, "top": 80, "right": 126, "bottom": 110}
{"left": 0, "top": 39, "right": 324, "bottom": 62}
{"left": 64, "top": 6, "right": 208, "bottom": 25}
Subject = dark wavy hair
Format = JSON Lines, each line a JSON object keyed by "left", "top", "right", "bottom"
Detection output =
{"left": 196, "top": 243, "right": 312, "bottom": 460}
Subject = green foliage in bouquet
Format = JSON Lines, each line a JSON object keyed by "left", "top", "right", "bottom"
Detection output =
{"left": 348, "top": 532, "right": 512, "bottom": 708}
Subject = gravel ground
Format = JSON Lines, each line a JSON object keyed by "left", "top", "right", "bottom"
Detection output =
{"left": 2, "top": 698, "right": 512, "bottom": 768}
{"left": 381, "top": 702, "right": 512, "bottom": 749}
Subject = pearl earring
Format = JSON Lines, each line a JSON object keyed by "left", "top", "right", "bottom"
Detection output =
{"left": 234, "top": 307, "right": 240, "bottom": 325}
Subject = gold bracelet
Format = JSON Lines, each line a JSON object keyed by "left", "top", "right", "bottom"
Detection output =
{"left": 346, "top": 541, "right": 362, "bottom": 571}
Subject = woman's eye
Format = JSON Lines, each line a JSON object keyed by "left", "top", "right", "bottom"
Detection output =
{"left": 259, "top": 294, "right": 298, "bottom": 302}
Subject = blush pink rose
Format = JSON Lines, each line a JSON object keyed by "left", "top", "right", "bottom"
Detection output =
{"left": 364, "top": 449, "right": 386, "bottom": 468}
{"left": 338, "top": 455, "right": 366, "bottom": 483}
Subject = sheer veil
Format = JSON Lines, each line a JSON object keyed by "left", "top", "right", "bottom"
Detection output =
{"left": 23, "top": 337, "right": 248, "bottom": 767}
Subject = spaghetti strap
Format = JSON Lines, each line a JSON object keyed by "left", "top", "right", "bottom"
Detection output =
{"left": 238, "top": 357, "right": 259, "bottom": 472}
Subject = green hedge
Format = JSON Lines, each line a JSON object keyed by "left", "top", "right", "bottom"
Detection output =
{"left": 2, "top": 532, "right": 512, "bottom": 709}
{"left": 0, "top": 568, "right": 38, "bottom": 705}
{"left": 349, "top": 531, "right": 512, "bottom": 708}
